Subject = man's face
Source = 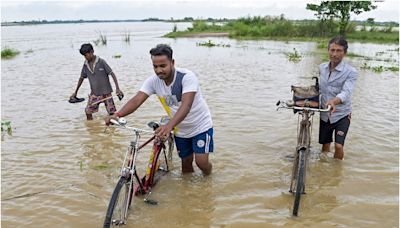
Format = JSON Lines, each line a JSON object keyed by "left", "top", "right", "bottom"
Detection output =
{"left": 84, "top": 51, "right": 94, "bottom": 62}
{"left": 328, "top": 43, "right": 346, "bottom": 65}
{"left": 151, "top": 55, "right": 174, "bottom": 80}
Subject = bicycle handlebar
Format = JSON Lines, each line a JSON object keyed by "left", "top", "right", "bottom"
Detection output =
{"left": 110, "top": 118, "right": 154, "bottom": 134}
{"left": 276, "top": 100, "right": 331, "bottom": 112}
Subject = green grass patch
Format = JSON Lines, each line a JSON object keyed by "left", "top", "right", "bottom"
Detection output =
{"left": 1, "top": 47, "right": 20, "bottom": 59}
{"left": 372, "top": 66, "right": 384, "bottom": 73}
{"left": 1, "top": 120, "right": 12, "bottom": 136}
{"left": 360, "top": 62, "right": 399, "bottom": 73}
{"left": 164, "top": 17, "right": 399, "bottom": 44}
{"left": 386, "top": 66, "right": 399, "bottom": 72}
{"left": 346, "top": 31, "right": 399, "bottom": 44}
{"left": 285, "top": 48, "right": 302, "bottom": 63}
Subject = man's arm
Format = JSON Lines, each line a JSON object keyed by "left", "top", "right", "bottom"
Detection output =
{"left": 71, "top": 77, "right": 85, "bottom": 98}
{"left": 110, "top": 72, "right": 123, "bottom": 96}
{"left": 155, "top": 92, "right": 196, "bottom": 138}
{"left": 326, "top": 97, "right": 342, "bottom": 113}
{"left": 104, "top": 91, "right": 149, "bottom": 125}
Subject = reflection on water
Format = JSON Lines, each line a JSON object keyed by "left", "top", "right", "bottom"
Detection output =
{"left": 1, "top": 22, "right": 399, "bottom": 227}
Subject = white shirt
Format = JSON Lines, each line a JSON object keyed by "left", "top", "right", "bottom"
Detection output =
{"left": 140, "top": 68, "right": 213, "bottom": 138}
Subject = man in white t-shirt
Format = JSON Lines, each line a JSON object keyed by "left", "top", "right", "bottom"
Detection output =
{"left": 105, "top": 44, "right": 213, "bottom": 175}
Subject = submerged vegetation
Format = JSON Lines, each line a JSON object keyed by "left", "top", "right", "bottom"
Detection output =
{"left": 1, "top": 47, "right": 20, "bottom": 59}
{"left": 285, "top": 48, "right": 302, "bottom": 63}
{"left": 1, "top": 120, "right": 12, "bottom": 136}
{"left": 123, "top": 30, "right": 131, "bottom": 43}
{"left": 196, "top": 40, "right": 231, "bottom": 47}
{"left": 93, "top": 31, "right": 107, "bottom": 46}
{"left": 360, "top": 62, "right": 399, "bottom": 72}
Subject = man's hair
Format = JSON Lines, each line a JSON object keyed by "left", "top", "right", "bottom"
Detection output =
{"left": 149, "top": 44, "right": 173, "bottom": 60}
{"left": 79, "top": 43, "right": 94, "bottom": 55}
{"left": 328, "top": 36, "right": 348, "bottom": 53}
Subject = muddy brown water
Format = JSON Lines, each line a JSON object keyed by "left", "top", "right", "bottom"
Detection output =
{"left": 1, "top": 22, "right": 399, "bottom": 227}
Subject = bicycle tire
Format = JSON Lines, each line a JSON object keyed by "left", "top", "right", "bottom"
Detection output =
{"left": 104, "top": 177, "right": 133, "bottom": 228}
{"left": 293, "top": 148, "right": 306, "bottom": 216}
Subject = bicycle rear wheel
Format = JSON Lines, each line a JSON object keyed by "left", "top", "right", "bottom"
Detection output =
{"left": 292, "top": 148, "right": 306, "bottom": 216}
{"left": 104, "top": 177, "right": 134, "bottom": 227}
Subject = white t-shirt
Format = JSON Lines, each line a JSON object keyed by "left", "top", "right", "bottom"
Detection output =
{"left": 140, "top": 68, "right": 213, "bottom": 138}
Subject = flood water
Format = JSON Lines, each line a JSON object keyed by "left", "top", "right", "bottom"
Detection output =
{"left": 1, "top": 22, "right": 399, "bottom": 227}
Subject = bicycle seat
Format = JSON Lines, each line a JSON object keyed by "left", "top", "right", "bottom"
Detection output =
{"left": 147, "top": 121, "right": 160, "bottom": 130}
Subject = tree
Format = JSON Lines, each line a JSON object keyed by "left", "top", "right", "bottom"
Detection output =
{"left": 306, "top": 1, "right": 377, "bottom": 36}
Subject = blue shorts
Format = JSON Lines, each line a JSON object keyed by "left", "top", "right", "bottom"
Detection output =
{"left": 175, "top": 128, "right": 214, "bottom": 159}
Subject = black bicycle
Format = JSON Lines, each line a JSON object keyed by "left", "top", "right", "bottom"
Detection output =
{"left": 277, "top": 77, "right": 330, "bottom": 216}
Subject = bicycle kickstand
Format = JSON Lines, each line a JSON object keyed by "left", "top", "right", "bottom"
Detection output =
{"left": 143, "top": 191, "right": 158, "bottom": 205}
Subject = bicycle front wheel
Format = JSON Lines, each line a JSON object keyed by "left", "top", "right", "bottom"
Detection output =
{"left": 104, "top": 177, "right": 134, "bottom": 227}
{"left": 293, "top": 148, "right": 306, "bottom": 216}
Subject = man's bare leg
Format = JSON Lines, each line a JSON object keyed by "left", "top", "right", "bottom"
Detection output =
{"left": 322, "top": 143, "right": 331, "bottom": 152}
{"left": 334, "top": 143, "right": 344, "bottom": 160}
{"left": 194, "top": 153, "right": 212, "bottom": 175}
{"left": 181, "top": 154, "right": 194, "bottom": 173}
{"left": 86, "top": 114, "right": 93, "bottom": 120}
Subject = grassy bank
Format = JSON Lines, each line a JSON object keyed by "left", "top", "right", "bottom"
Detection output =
{"left": 164, "top": 17, "right": 399, "bottom": 44}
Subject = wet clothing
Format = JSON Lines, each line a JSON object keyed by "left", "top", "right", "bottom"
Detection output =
{"left": 140, "top": 68, "right": 213, "bottom": 138}
{"left": 319, "top": 60, "right": 358, "bottom": 124}
{"left": 175, "top": 128, "right": 214, "bottom": 158}
{"left": 81, "top": 56, "right": 114, "bottom": 96}
{"left": 85, "top": 93, "right": 116, "bottom": 115}
{"left": 319, "top": 115, "right": 351, "bottom": 145}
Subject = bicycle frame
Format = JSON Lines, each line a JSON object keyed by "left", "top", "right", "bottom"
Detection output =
{"left": 107, "top": 119, "right": 172, "bottom": 225}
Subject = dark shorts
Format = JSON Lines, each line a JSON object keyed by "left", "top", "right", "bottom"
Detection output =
{"left": 319, "top": 115, "right": 351, "bottom": 145}
{"left": 85, "top": 93, "right": 116, "bottom": 115}
{"left": 175, "top": 128, "right": 214, "bottom": 159}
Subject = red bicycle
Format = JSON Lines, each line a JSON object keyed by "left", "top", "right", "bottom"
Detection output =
{"left": 103, "top": 117, "right": 174, "bottom": 227}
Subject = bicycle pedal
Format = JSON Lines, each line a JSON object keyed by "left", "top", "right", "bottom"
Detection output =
{"left": 144, "top": 198, "right": 158, "bottom": 205}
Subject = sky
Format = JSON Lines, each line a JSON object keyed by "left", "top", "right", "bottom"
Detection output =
{"left": 1, "top": 0, "right": 399, "bottom": 22}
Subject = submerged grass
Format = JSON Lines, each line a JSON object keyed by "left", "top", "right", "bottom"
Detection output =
{"left": 94, "top": 31, "right": 107, "bottom": 46}
{"left": 285, "top": 48, "right": 302, "bottom": 63}
{"left": 1, "top": 47, "right": 20, "bottom": 59}
{"left": 360, "top": 62, "right": 399, "bottom": 72}
{"left": 196, "top": 40, "right": 231, "bottom": 47}
{"left": 123, "top": 30, "right": 131, "bottom": 43}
